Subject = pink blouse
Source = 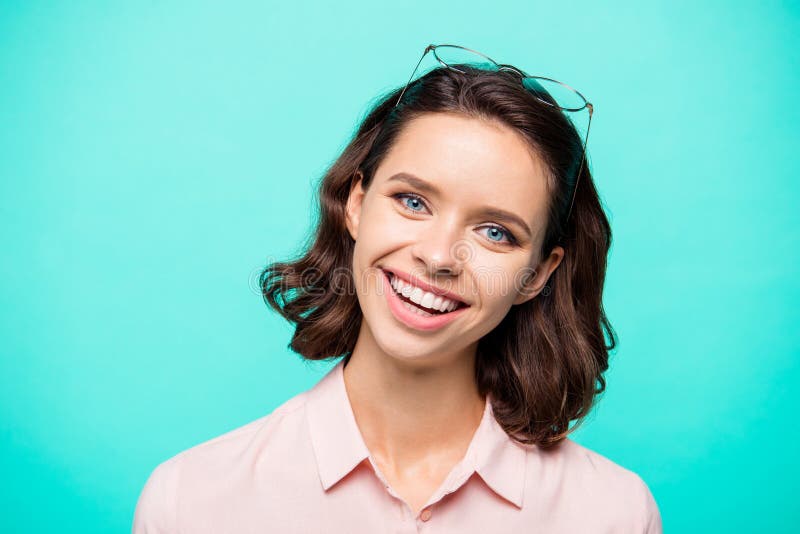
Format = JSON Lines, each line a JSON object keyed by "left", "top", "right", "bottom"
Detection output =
{"left": 133, "top": 360, "right": 663, "bottom": 533}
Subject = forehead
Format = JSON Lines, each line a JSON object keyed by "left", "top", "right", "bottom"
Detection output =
{"left": 375, "top": 113, "right": 552, "bottom": 233}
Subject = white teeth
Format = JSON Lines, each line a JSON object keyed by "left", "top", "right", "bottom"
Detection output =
{"left": 409, "top": 287, "right": 424, "bottom": 304}
{"left": 401, "top": 300, "right": 435, "bottom": 317}
{"left": 388, "top": 272, "right": 462, "bottom": 313}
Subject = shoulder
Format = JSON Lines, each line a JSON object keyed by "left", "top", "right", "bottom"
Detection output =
{"left": 168, "top": 390, "right": 309, "bottom": 471}
{"left": 132, "top": 391, "right": 310, "bottom": 533}
{"left": 530, "top": 437, "right": 663, "bottom": 533}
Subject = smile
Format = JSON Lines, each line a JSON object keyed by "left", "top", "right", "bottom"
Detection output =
{"left": 380, "top": 268, "right": 470, "bottom": 332}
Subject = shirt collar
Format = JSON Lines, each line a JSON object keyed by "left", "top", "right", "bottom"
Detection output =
{"left": 305, "top": 360, "right": 528, "bottom": 508}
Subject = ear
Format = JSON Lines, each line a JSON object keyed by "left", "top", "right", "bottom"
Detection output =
{"left": 345, "top": 170, "right": 366, "bottom": 241}
{"left": 513, "top": 246, "right": 565, "bottom": 306}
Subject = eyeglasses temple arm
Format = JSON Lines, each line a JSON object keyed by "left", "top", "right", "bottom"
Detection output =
{"left": 395, "top": 45, "right": 435, "bottom": 107}
{"left": 565, "top": 103, "right": 593, "bottom": 226}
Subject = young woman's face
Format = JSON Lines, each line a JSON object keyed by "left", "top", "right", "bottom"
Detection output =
{"left": 345, "top": 112, "right": 564, "bottom": 367}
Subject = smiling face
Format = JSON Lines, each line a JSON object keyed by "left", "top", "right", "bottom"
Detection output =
{"left": 345, "top": 112, "right": 564, "bottom": 368}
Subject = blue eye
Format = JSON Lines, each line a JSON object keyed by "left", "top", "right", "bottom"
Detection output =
{"left": 391, "top": 192, "right": 519, "bottom": 247}
{"left": 482, "top": 226, "right": 516, "bottom": 245}
{"left": 401, "top": 194, "right": 425, "bottom": 212}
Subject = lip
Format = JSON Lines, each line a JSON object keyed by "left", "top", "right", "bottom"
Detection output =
{"left": 380, "top": 268, "right": 470, "bottom": 332}
{"left": 381, "top": 267, "right": 469, "bottom": 306}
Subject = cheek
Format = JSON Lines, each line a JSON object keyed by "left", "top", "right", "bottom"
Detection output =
{"left": 360, "top": 201, "right": 415, "bottom": 245}
{"left": 473, "top": 259, "right": 532, "bottom": 306}
{"left": 352, "top": 204, "right": 386, "bottom": 257}
{"left": 350, "top": 203, "right": 405, "bottom": 279}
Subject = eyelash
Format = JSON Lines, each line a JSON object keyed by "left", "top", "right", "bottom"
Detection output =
{"left": 391, "top": 192, "right": 520, "bottom": 247}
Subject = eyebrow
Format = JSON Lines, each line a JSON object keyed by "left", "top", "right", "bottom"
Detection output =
{"left": 386, "top": 172, "right": 533, "bottom": 237}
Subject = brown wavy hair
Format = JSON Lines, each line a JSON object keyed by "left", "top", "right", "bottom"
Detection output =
{"left": 259, "top": 64, "right": 617, "bottom": 449}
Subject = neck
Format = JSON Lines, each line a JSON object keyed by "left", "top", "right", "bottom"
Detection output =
{"left": 342, "top": 325, "right": 486, "bottom": 475}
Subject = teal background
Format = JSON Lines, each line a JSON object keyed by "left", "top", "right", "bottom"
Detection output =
{"left": 1, "top": 1, "right": 798, "bottom": 532}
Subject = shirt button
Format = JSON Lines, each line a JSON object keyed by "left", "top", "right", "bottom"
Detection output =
{"left": 420, "top": 508, "right": 432, "bottom": 521}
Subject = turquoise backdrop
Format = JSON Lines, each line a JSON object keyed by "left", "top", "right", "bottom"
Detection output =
{"left": 1, "top": 1, "right": 798, "bottom": 532}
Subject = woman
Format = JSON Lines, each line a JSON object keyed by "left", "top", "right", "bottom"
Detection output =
{"left": 133, "top": 44, "right": 663, "bottom": 533}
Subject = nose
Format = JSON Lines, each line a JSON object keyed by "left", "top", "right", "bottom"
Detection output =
{"left": 410, "top": 222, "right": 467, "bottom": 278}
